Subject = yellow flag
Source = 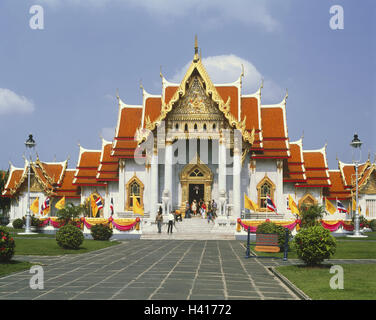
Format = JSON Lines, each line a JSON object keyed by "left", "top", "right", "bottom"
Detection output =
{"left": 244, "top": 194, "right": 259, "bottom": 212}
{"left": 288, "top": 195, "right": 300, "bottom": 216}
{"left": 90, "top": 194, "right": 99, "bottom": 217}
{"left": 352, "top": 198, "right": 357, "bottom": 211}
{"left": 55, "top": 196, "right": 65, "bottom": 210}
{"left": 30, "top": 197, "right": 39, "bottom": 214}
{"left": 325, "top": 198, "right": 336, "bottom": 215}
{"left": 366, "top": 207, "right": 369, "bottom": 217}
{"left": 132, "top": 195, "right": 144, "bottom": 215}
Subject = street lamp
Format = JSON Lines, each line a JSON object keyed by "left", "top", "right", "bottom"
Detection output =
{"left": 23, "top": 134, "right": 36, "bottom": 234}
{"left": 348, "top": 133, "right": 367, "bottom": 238}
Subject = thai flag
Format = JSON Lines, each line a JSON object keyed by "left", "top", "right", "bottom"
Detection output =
{"left": 96, "top": 197, "right": 104, "bottom": 211}
{"left": 40, "top": 197, "right": 50, "bottom": 214}
{"left": 266, "top": 195, "right": 278, "bottom": 214}
{"left": 336, "top": 200, "right": 348, "bottom": 213}
{"left": 110, "top": 198, "right": 114, "bottom": 215}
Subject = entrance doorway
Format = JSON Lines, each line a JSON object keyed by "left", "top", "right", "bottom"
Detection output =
{"left": 189, "top": 183, "right": 204, "bottom": 206}
{"left": 180, "top": 154, "right": 213, "bottom": 212}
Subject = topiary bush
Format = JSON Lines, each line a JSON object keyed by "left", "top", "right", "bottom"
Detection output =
{"left": 256, "top": 221, "right": 292, "bottom": 250}
{"left": 56, "top": 224, "right": 84, "bottom": 249}
{"left": 294, "top": 225, "right": 336, "bottom": 266}
{"left": 12, "top": 218, "right": 24, "bottom": 229}
{"left": 369, "top": 220, "right": 376, "bottom": 232}
{"left": 0, "top": 226, "right": 15, "bottom": 262}
{"left": 90, "top": 224, "right": 113, "bottom": 241}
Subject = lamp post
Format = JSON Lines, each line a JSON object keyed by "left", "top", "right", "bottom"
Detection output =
{"left": 24, "top": 134, "right": 36, "bottom": 234}
{"left": 348, "top": 133, "right": 367, "bottom": 238}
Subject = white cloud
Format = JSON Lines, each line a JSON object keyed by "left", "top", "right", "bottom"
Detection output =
{"left": 36, "top": 0, "right": 280, "bottom": 31}
{"left": 0, "top": 88, "right": 35, "bottom": 115}
{"left": 101, "top": 127, "right": 115, "bottom": 141}
{"left": 171, "top": 54, "right": 284, "bottom": 104}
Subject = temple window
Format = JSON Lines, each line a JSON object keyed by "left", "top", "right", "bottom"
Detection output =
{"left": 175, "top": 123, "right": 179, "bottom": 130}
{"left": 184, "top": 123, "right": 188, "bottom": 132}
{"left": 126, "top": 176, "right": 144, "bottom": 211}
{"left": 194, "top": 123, "right": 198, "bottom": 131}
{"left": 203, "top": 123, "right": 207, "bottom": 131}
{"left": 213, "top": 123, "right": 216, "bottom": 130}
{"left": 256, "top": 176, "right": 276, "bottom": 211}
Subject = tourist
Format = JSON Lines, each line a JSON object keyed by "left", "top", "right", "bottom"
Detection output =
{"left": 191, "top": 200, "right": 197, "bottom": 216}
{"left": 185, "top": 201, "right": 191, "bottom": 218}
{"left": 175, "top": 210, "right": 182, "bottom": 222}
{"left": 155, "top": 206, "right": 163, "bottom": 233}
{"left": 167, "top": 211, "right": 174, "bottom": 234}
{"left": 201, "top": 201, "right": 207, "bottom": 219}
{"left": 212, "top": 200, "right": 217, "bottom": 218}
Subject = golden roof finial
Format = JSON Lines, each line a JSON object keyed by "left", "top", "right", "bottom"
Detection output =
{"left": 194, "top": 34, "right": 199, "bottom": 62}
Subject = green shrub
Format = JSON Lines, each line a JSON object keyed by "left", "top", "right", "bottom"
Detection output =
{"left": 0, "top": 226, "right": 15, "bottom": 262}
{"left": 299, "top": 204, "right": 326, "bottom": 228}
{"left": 256, "top": 221, "right": 291, "bottom": 250}
{"left": 294, "top": 225, "right": 336, "bottom": 266}
{"left": 12, "top": 218, "right": 24, "bottom": 229}
{"left": 369, "top": 220, "right": 376, "bottom": 232}
{"left": 56, "top": 224, "right": 84, "bottom": 249}
{"left": 90, "top": 224, "right": 113, "bottom": 241}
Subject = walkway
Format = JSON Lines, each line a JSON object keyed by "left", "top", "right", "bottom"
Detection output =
{"left": 0, "top": 240, "right": 299, "bottom": 300}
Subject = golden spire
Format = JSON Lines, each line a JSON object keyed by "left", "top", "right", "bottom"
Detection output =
{"left": 194, "top": 34, "right": 199, "bottom": 62}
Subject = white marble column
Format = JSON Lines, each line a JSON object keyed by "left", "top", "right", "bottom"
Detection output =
{"left": 164, "top": 140, "right": 173, "bottom": 212}
{"left": 218, "top": 137, "right": 227, "bottom": 215}
{"left": 118, "top": 159, "right": 126, "bottom": 214}
{"left": 150, "top": 146, "right": 159, "bottom": 219}
{"left": 233, "top": 146, "right": 241, "bottom": 218}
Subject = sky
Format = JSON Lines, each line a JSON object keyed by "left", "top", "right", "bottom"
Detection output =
{"left": 0, "top": 0, "right": 375, "bottom": 171}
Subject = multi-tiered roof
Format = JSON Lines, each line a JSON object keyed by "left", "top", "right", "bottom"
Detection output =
{"left": 2, "top": 40, "right": 374, "bottom": 201}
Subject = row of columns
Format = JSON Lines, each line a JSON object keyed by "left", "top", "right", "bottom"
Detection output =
{"left": 149, "top": 137, "right": 242, "bottom": 220}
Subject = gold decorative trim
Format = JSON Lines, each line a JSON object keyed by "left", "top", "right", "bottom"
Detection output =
{"left": 136, "top": 58, "right": 255, "bottom": 145}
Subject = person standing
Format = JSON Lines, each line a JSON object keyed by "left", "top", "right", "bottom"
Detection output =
{"left": 212, "top": 200, "right": 217, "bottom": 218}
{"left": 167, "top": 211, "right": 174, "bottom": 234}
{"left": 191, "top": 200, "right": 197, "bottom": 216}
{"left": 155, "top": 206, "right": 163, "bottom": 233}
{"left": 185, "top": 201, "right": 191, "bottom": 218}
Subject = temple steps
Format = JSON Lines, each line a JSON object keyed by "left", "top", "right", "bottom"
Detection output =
{"left": 141, "top": 216, "right": 235, "bottom": 240}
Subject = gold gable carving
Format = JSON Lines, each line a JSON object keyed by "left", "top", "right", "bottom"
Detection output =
{"left": 137, "top": 58, "right": 255, "bottom": 145}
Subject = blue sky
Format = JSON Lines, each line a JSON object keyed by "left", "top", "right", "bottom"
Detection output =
{"left": 0, "top": 0, "right": 375, "bottom": 170}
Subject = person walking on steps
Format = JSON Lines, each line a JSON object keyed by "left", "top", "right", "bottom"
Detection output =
{"left": 167, "top": 211, "right": 174, "bottom": 234}
{"left": 155, "top": 206, "right": 163, "bottom": 233}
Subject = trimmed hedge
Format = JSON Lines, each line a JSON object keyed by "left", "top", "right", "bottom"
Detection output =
{"left": 12, "top": 218, "right": 24, "bottom": 229}
{"left": 294, "top": 225, "right": 336, "bottom": 266}
{"left": 90, "top": 224, "right": 113, "bottom": 241}
{"left": 56, "top": 224, "right": 84, "bottom": 249}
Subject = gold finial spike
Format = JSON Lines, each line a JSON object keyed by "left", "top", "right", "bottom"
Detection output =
{"left": 116, "top": 88, "right": 119, "bottom": 100}
{"left": 139, "top": 79, "right": 143, "bottom": 91}
{"left": 160, "top": 65, "right": 163, "bottom": 79}
{"left": 194, "top": 34, "right": 199, "bottom": 62}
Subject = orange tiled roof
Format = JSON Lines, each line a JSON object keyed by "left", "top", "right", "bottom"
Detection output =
{"left": 216, "top": 86, "right": 239, "bottom": 121}
{"left": 251, "top": 105, "right": 289, "bottom": 159}
{"left": 97, "top": 140, "right": 118, "bottom": 182}
{"left": 73, "top": 148, "right": 105, "bottom": 186}
{"left": 56, "top": 169, "right": 80, "bottom": 198}
{"left": 296, "top": 149, "right": 330, "bottom": 187}
{"left": 326, "top": 170, "right": 351, "bottom": 200}
{"left": 1, "top": 166, "right": 24, "bottom": 197}
{"left": 284, "top": 140, "right": 306, "bottom": 183}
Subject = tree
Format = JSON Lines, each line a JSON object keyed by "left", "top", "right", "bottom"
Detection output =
{"left": 299, "top": 203, "right": 326, "bottom": 229}
{"left": 56, "top": 203, "right": 84, "bottom": 226}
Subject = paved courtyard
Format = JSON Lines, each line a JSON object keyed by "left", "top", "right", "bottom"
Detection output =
{"left": 0, "top": 240, "right": 300, "bottom": 300}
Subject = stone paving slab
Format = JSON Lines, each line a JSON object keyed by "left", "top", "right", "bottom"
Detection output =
{"left": 0, "top": 240, "right": 304, "bottom": 300}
